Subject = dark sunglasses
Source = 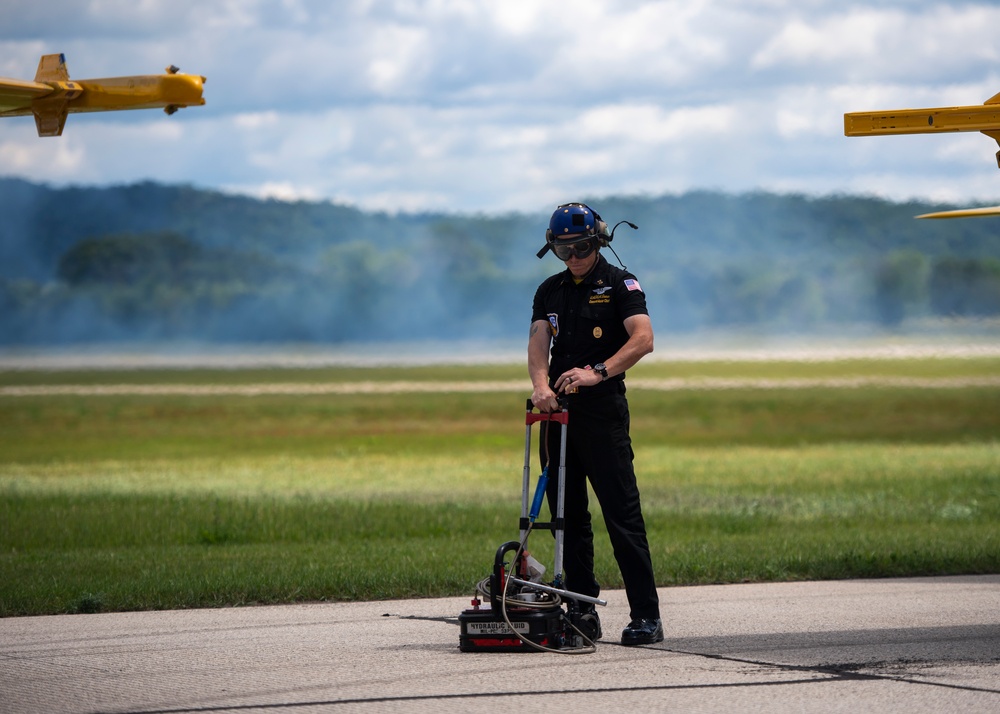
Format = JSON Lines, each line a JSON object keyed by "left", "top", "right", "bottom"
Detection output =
{"left": 552, "top": 238, "right": 596, "bottom": 261}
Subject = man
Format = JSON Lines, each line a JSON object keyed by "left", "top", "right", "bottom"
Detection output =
{"left": 528, "top": 202, "right": 663, "bottom": 646}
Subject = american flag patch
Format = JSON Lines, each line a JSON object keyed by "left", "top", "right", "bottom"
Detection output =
{"left": 624, "top": 278, "right": 642, "bottom": 292}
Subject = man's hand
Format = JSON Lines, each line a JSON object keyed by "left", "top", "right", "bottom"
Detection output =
{"left": 553, "top": 366, "right": 601, "bottom": 395}
{"left": 530, "top": 384, "right": 560, "bottom": 412}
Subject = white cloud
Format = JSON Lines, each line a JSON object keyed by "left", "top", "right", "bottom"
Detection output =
{"left": 566, "top": 103, "right": 736, "bottom": 145}
{"left": 752, "top": 5, "right": 1000, "bottom": 82}
{"left": 366, "top": 25, "right": 433, "bottom": 95}
{"left": 481, "top": 0, "right": 547, "bottom": 35}
{"left": 233, "top": 111, "right": 283, "bottom": 130}
{"left": 0, "top": 130, "right": 85, "bottom": 174}
{"left": 2, "top": 1, "right": 1000, "bottom": 213}
{"left": 223, "top": 180, "right": 324, "bottom": 203}
{"left": 752, "top": 11, "right": 888, "bottom": 69}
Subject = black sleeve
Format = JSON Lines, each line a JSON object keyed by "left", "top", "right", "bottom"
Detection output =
{"left": 531, "top": 277, "right": 554, "bottom": 324}
{"left": 615, "top": 272, "right": 648, "bottom": 320}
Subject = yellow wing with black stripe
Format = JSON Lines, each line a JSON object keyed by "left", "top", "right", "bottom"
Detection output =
{"left": 0, "top": 53, "right": 205, "bottom": 136}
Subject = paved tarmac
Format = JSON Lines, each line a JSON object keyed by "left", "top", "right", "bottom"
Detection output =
{"left": 2, "top": 575, "right": 998, "bottom": 713}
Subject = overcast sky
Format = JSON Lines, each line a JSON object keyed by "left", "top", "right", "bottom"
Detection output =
{"left": 2, "top": 0, "right": 999, "bottom": 214}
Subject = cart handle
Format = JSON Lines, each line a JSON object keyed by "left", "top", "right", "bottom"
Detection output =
{"left": 525, "top": 397, "right": 569, "bottom": 425}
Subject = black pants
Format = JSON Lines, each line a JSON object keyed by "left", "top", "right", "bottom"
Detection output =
{"left": 541, "top": 385, "right": 660, "bottom": 621}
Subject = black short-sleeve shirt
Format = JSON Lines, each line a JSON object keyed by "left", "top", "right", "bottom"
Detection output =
{"left": 531, "top": 254, "right": 648, "bottom": 386}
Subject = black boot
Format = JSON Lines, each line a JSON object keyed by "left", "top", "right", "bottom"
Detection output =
{"left": 621, "top": 618, "right": 663, "bottom": 645}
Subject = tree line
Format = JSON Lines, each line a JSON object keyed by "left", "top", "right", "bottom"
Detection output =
{"left": 1, "top": 179, "right": 999, "bottom": 344}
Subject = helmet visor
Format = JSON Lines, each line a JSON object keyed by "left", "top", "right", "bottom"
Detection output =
{"left": 552, "top": 237, "right": 596, "bottom": 261}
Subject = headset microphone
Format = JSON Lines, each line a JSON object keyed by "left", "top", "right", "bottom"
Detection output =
{"left": 608, "top": 220, "right": 638, "bottom": 241}
{"left": 605, "top": 220, "right": 638, "bottom": 270}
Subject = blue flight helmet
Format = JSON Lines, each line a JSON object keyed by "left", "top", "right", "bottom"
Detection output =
{"left": 537, "top": 203, "right": 611, "bottom": 259}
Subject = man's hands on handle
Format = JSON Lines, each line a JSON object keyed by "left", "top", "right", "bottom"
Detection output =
{"left": 530, "top": 366, "right": 602, "bottom": 412}
{"left": 528, "top": 313, "right": 654, "bottom": 413}
{"left": 529, "top": 319, "right": 602, "bottom": 412}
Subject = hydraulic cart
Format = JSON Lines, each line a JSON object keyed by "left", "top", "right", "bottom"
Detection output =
{"left": 458, "top": 399, "right": 606, "bottom": 654}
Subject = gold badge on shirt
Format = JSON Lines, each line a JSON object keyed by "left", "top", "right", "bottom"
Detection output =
{"left": 593, "top": 327, "right": 603, "bottom": 339}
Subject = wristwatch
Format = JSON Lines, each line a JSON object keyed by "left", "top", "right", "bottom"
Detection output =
{"left": 593, "top": 363, "right": 608, "bottom": 380}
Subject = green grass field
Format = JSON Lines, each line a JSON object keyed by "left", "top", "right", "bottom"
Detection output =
{"left": 1, "top": 355, "right": 998, "bottom": 616}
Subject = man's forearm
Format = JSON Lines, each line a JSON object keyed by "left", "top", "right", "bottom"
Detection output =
{"left": 528, "top": 320, "right": 552, "bottom": 389}
{"left": 602, "top": 315, "right": 654, "bottom": 378}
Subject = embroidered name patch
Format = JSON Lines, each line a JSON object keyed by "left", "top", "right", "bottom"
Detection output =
{"left": 589, "top": 285, "right": 612, "bottom": 304}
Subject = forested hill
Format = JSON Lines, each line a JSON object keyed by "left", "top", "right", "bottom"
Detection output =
{"left": 1, "top": 178, "right": 999, "bottom": 344}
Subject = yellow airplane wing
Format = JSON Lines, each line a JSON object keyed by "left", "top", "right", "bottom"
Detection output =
{"left": 0, "top": 76, "right": 61, "bottom": 109}
{"left": 845, "top": 90, "right": 1000, "bottom": 168}
{"left": 916, "top": 206, "right": 1000, "bottom": 219}
{"left": 0, "top": 53, "right": 205, "bottom": 136}
{"left": 847, "top": 90, "right": 1000, "bottom": 220}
